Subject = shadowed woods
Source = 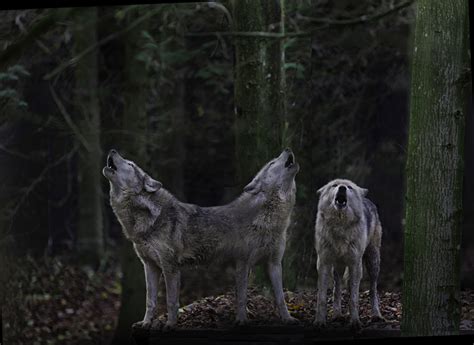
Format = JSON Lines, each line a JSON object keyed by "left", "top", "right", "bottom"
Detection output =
{"left": 0, "top": 1, "right": 472, "bottom": 344}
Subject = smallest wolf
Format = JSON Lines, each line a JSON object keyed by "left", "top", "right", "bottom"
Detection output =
{"left": 314, "top": 179, "right": 383, "bottom": 331}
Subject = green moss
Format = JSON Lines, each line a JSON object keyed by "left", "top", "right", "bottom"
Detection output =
{"left": 401, "top": 0, "right": 469, "bottom": 336}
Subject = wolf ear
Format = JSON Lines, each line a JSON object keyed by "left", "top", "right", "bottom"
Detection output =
{"left": 244, "top": 179, "right": 262, "bottom": 195}
{"left": 144, "top": 175, "right": 162, "bottom": 193}
{"left": 316, "top": 185, "right": 326, "bottom": 195}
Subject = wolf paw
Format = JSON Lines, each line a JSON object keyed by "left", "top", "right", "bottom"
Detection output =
{"left": 313, "top": 320, "right": 327, "bottom": 330}
{"left": 371, "top": 315, "right": 386, "bottom": 323}
{"left": 234, "top": 317, "right": 249, "bottom": 326}
{"left": 282, "top": 316, "right": 299, "bottom": 325}
{"left": 162, "top": 321, "right": 176, "bottom": 332}
{"left": 350, "top": 320, "right": 362, "bottom": 333}
{"left": 331, "top": 314, "right": 346, "bottom": 323}
{"left": 132, "top": 320, "right": 152, "bottom": 330}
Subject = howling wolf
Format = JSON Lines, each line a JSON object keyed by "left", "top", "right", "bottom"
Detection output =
{"left": 103, "top": 148, "right": 299, "bottom": 329}
{"left": 314, "top": 179, "right": 384, "bottom": 330}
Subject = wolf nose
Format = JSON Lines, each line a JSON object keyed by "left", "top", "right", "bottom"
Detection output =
{"left": 338, "top": 186, "right": 346, "bottom": 193}
{"left": 109, "top": 149, "right": 117, "bottom": 155}
{"left": 284, "top": 147, "right": 292, "bottom": 153}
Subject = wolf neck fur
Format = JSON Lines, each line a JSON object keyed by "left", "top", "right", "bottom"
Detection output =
{"left": 320, "top": 205, "right": 361, "bottom": 227}
{"left": 110, "top": 187, "right": 175, "bottom": 241}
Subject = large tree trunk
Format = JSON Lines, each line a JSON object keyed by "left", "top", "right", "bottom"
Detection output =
{"left": 74, "top": 8, "right": 104, "bottom": 267}
{"left": 232, "top": 0, "right": 285, "bottom": 286}
{"left": 113, "top": 6, "right": 150, "bottom": 344}
{"left": 401, "top": 0, "right": 470, "bottom": 336}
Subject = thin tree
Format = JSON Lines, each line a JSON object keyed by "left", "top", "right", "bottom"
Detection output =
{"left": 113, "top": 6, "right": 151, "bottom": 344}
{"left": 232, "top": 0, "right": 286, "bottom": 286}
{"left": 402, "top": 0, "right": 470, "bottom": 336}
{"left": 74, "top": 8, "right": 104, "bottom": 267}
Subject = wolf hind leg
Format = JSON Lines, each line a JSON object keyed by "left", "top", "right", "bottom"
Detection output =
{"left": 234, "top": 261, "right": 250, "bottom": 325}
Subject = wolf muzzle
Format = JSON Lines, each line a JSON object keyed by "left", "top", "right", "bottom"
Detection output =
{"left": 284, "top": 149, "right": 295, "bottom": 168}
{"left": 107, "top": 150, "right": 118, "bottom": 171}
{"left": 335, "top": 186, "right": 347, "bottom": 208}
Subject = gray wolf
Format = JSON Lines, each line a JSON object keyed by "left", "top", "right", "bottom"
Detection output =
{"left": 102, "top": 148, "right": 299, "bottom": 329}
{"left": 314, "top": 179, "right": 383, "bottom": 330}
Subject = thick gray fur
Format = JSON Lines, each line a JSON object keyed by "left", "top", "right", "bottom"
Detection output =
{"left": 103, "top": 148, "right": 299, "bottom": 329}
{"left": 314, "top": 179, "right": 383, "bottom": 331}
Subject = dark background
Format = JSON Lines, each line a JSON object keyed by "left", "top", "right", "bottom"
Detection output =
{"left": 0, "top": 1, "right": 472, "bottom": 343}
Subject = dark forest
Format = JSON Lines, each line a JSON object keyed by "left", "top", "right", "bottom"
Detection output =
{"left": 0, "top": 1, "right": 472, "bottom": 344}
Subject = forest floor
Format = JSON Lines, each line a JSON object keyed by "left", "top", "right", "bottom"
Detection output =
{"left": 3, "top": 255, "right": 121, "bottom": 345}
{"left": 3, "top": 255, "right": 474, "bottom": 345}
{"left": 166, "top": 288, "right": 474, "bottom": 331}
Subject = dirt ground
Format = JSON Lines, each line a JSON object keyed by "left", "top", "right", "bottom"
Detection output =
{"left": 3, "top": 256, "right": 474, "bottom": 344}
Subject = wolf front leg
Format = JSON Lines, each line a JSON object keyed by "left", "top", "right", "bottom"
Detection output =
{"left": 267, "top": 260, "right": 298, "bottom": 324}
{"left": 133, "top": 262, "right": 161, "bottom": 329}
{"left": 314, "top": 259, "right": 330, "bottom": 328}
{"left": 332, "top": 266, "right": 344, "bottom": 321}
{"left": 234, "top": 261, "right": 250, "bottom": 325}
{"left": 348, "top": 261, "right": 363, "bottom": 331}
{"left": 163, "top": 269, "right": 181, "bottom": 329}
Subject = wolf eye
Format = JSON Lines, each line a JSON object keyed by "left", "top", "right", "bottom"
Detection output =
{"left": 332, "top": 184, "right": 337, "bottom": 188}
{"left": 128, "top": 163, "right": 133, "bottom": 167}
{"left": 347, "top": 185, "right": 353, "bottom": 189}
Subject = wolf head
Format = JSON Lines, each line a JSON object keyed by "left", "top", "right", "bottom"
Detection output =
{"left": 243, "top": 148, "right": 299, "bottom": 199}
{"left": 102, "top": 149, "right": 162, "bottom": 196}
{"left": 317, "top": 178, "right": 367, "bottom": 216}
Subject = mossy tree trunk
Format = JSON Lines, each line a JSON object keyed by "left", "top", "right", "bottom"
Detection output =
{"left": 113, "top": 7, "right": 150, "bottom": 344}
{"left": 233, "top": 0, "right": 285, "bottom": 186}
{"left": 233, "top": 0, "right": 286, "bottom": 287}
{"left": 74, "top": 8, "right": 104, "bottom": 267}
{"left": 401, "top": 0, "right": 470, "bottom": 336}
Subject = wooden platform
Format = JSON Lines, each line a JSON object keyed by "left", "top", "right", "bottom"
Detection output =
{"left": 131, "top": 325, "right": 399, "bottom": 344}
{"left": 131, "top": 325, "right": 474, "bottom": 345}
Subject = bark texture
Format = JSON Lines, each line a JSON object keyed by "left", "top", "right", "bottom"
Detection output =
{"left": 233, "top": 0, "right": 285, "bottom": 186}
{"left": 401, "top": 0, "right": 470, "bottom": 336}
{"left": 74, "top": 8, "right": 104, "bottom": 267}
{"left": 233, "top": 0, "right": 285, "bottom": 286}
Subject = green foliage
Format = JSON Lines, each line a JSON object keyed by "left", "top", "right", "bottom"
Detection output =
{"left": 0, "top": 64, "right": 30, "bottom": 111}
{"left": 284, "top": 62, "right": 306, "bottom": 79}
{"left": 195, "top": 61, "right": 232, "bottom": 95}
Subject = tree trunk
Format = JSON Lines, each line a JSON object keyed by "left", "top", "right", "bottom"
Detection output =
{"left": 401, "top": 0, "right": 470, "bottom": 336}
{"left": 74, "top": 8, "right": 104, "bottom": 267}
{"left": 113, "top": 7, "right": 150, "bottom": 344}
{"left": 233, "top": 0, "right": 285, "bottom": 185}
{"left": 233, "top": 0, "right": 285, "bottom": 286}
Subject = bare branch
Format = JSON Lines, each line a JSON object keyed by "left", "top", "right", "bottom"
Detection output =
{"left": 43, "top": 6, "right": 163, "bottom": 81}
{"left": 0, "top": 8, "right": 76, "bottom": 70}
{"left": 185, "top": 30, "right": 310, "bottom": 39}
{"left": 185, "top": 0, "right": 415, "bottom": 39}
{"left": 15, "top": 13, "right": 52, "bottom": 55}
{"left": 6, "top": 145, "right": 78, "bottom": 230}
{"left": 49, "top": 84, "right": 92, "bottom": 152}
{"left": 207, "top": 1, "right": 233, "bottom": 27}
{"left": 298, "top": 0, "right": 415, "bottom": 26}
{"left": 0, "top": 144, "right": 31, "bottom": 160}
